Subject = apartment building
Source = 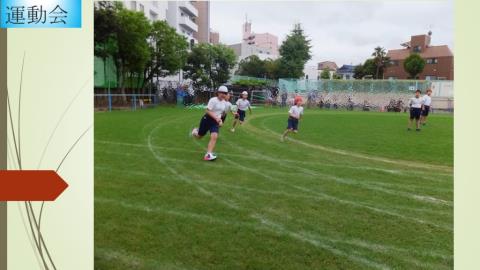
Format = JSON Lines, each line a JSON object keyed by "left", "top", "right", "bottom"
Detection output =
{"left": 191, "top": 1, "right": 209, "bottom": 43}
{"left": 123, "top": 1, "right": 168, "bottom": 21}
{"left": 166, "top": 1, "right": 199, "bottom": 46}
{"left": 210, "top": 31, "right": 220, "bottom": 44}
{"left": 242, "top": 20, "right": 279, "bottom": 56}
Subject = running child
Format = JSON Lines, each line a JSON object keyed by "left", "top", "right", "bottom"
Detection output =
{"left": 281, "top": 96, "right": 304, "bottom": 141}
{"left": 221, "top": 92, "right": 236, "bottom": 124}
{"left": 407, "top": 89, "right": 424, "bottom": 132}
{"left": 231, "top": 91, "right": 252, "bottom": 132}
{"left": 420, "top": 89, "right": 433, "bottom": 126}
{"left": 191, "top": 86, "right": 228, "bottom": 161}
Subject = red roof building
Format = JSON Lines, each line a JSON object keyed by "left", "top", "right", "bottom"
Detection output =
{"left": 384, "top": 33, "right": 453, "bottom": 80}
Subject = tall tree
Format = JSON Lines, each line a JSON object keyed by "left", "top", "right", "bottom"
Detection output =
{"left": 112, "top": 6, "right": 151, "bottom": 97}
{"left": 236, "top": 55, "right": 267, "bottom": 78}
{"left": 184, "top": 43, "right": 237, "bottom": 91}
{"left": 94, "top": 2, "right": 120, "bottom": 88}
{"left": 403, "top": 53, "right": 426, "bottom": 79}
{"left": 144, "top": 20, "right": 189, "bottom": 89}
{"left": 264, "top": 58, "right": 281, "bottom": 79}
{"left": 371, "top": 46, "right": 390, "bottom": 79}
{"left": 278, "top": 23, "right": 312, "bottom": 78}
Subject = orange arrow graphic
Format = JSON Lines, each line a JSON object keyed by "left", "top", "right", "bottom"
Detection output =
{"left": 0, "top": 170, "right": 68, "bottom": 201}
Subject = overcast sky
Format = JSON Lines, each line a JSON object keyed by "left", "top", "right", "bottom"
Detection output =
{"left": 210, "top": 1, "right": 454, "bottom": 67}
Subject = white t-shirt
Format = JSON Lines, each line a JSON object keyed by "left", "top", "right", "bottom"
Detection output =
{"left": 224, "top": 101, "right": 234, "bottom": 114}
{"left": 207, "top": 97, "right": 226, "bottom": 118}
{"left": 236, "top": 99, "right": 251, "bottom": 111}
{"left": 423, "top": 95, "right": 432, "bottom": 106}
{"left": 289, "top": 105, "right": 304, "bottom": 119}
{"left": 409, "top": 97, "right": 424, "bottom": 108}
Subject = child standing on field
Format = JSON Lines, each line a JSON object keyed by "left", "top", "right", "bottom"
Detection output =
{"left": 420, "top": 89, "right": 433, "bottom": 126}
{"left": 281, "top": 96, "right": 304, "bottom": 141}
{"left": 407, "top": 89, "right": 424, "bottom": 132}
{"left": 191, "top": 86, "right": 229, "bottom": 161}
{"left": 231, "top": 91, "right": 252, "bottom": 132}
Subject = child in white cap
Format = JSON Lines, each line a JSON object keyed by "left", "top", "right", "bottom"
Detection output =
{"left": 191, "top": 85, "right": 229, "bottom": 161}
{"left": 231, "top": 91, "right": 252, "bottom": 132}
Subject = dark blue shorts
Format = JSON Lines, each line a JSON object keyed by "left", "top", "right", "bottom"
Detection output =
{"left": 235, "top": 110, "right": 246, "bottom": 121}
{"left": 287, "top": 117, "right": 299, "bottom": 130}
{"left": 410, "top": 108, "right": 422, "bottom": 120}
{"left": 422, "top": 105, "right": 430, "bottom": 116}
{"left": 198, "top": 114, "right": 219, "bottom": 136}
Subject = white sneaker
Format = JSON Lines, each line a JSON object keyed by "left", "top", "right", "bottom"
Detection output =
{"left": 230, "top": 128, "right": 235, "bottom": 132}
{"left": 203, "top": 153, "right": 217, "bottom": 161}
{"left": 191, "top": 128, "right": 199, "bottom": 137}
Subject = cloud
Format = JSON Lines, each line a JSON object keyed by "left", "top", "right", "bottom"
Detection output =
{"left": 211, "top": 1, "right": 453, "bottom": 66}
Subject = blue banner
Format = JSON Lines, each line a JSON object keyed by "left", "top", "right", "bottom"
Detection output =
{"left": 1, "top": 0, "right": 81, "bottom": 28}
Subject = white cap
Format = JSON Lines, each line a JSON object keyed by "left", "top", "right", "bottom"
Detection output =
{"left": 241, "top": 91, "right": 248, "bottom": 96}
{"left": 217, "top": 85, "right": 228, "bottom": 93}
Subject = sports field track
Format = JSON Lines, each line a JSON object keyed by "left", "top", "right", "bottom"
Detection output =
{"left": 95, "top": 107, "right": 453, "bottom": 270}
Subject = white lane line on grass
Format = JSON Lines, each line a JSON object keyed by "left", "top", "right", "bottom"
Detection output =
{"left": 96, "top": 197, "right": 247, "bottom": 227}
{"left": 253, "top": 215, "right": 392, "bottom": 270}
{"left": 98, "top": 195, "right": 450, "bottom": 268}
{"left": 223, "top": 138, "right": 452, "bottom": 208}
{"left": 245, "top": 113, "right": 452, "bottom": 173}
{"left": 97, "top": 196, "right": 392, "bottom": 270}
{"left": 221, "top": 155, "right": 451, "bottom": 231}
{"left": 102, "top": 141, "right": 452, "bottom": 202}
{"left": 96, "top": 248, "right": 197, "bottom": 270}
{"left": 95, "top": 164, "right": 451, "bottom": 217}
{"left": 148, "top": 115, "right": 450, "bottom": 269}
{"left": 147, "top": 123, "right": 240, "bottom": 211}
{"left": 98, "top": 139, "right": 452, "bottom": 181}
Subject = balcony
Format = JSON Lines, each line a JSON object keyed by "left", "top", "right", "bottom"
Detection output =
{"left": 179, "top": 1, "right": 198, "bottom": 18}
{"left": 179, "top": 16, "right": 198, "bottom": 32}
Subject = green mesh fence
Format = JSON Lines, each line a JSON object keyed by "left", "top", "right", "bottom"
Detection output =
{"left": 278, "top": 79, "right": 435, "bottom": 94}
{"left": 261, "top": 79, "right": 453, "bottom": 111}
{"left": 94, "top": 56, "right": 145, "bottom": 89}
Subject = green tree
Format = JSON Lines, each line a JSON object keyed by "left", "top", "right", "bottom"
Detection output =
{"left": 112, "top": 6, "right": 151, "bottom": 98}
{"left": 144, "top": 20, "right": 189, "bottom": 88}
{"left": 403, "top": 53, "right": 426, "bottom": 79}
{"left": 236, "top": 55, "right": 267, "bottom": 78}
{"left": 353, "top": 59, "right": 377, "bottom": 79}
{"left": 278, "top": 23, "right": 312, "bottom": 78}
{"left": 264, "top": 58, "right": 281, "bottom": 79}
{"left": 94, "top": 2, "right": 120, "bottom": 88}
{"left": 333, "top": 73, "right": 343, "bottom": 80}
{"left": 353, "top": 64, "right": 364, "bottom": 79}
{"left": 320, "top": 69, "right": 331, "bottom": 79}
{"left": 371, "top": 46, "right": 390, "bottom": 79}
{"left": 184, "top": 43, "right": 237, "bottom": 91}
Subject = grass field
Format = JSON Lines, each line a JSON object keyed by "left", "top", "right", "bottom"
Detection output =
{"left": 94, "top": 106, "right": 453, "bottom": 270}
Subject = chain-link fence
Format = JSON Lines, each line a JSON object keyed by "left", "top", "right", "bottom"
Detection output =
{"left": 275, "top": 79, "right": 453, "bottom": 112}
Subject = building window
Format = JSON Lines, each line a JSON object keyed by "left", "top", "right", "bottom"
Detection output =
{"left": 388, "top": 77, "right": 397, "bottom": 80}
{"left": 139, "top": 3, "right": 144, "bottom": 12}
{"left": 438, "top": 77, "right": 447, "bottom": 80}
{"left": 131, "top": 1, "right": 136, "bottom": 10}
{"left": 425, "top": 76, "right": 437, "bottom": 81}
{"left": 413, "top": 45, "right": 421, "bottom": 53}
{"left": 426, "top": 58, "right": 438, "bottom": 64}
{"left": 389, "top": 60, "right": 399, "bottom": 66}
